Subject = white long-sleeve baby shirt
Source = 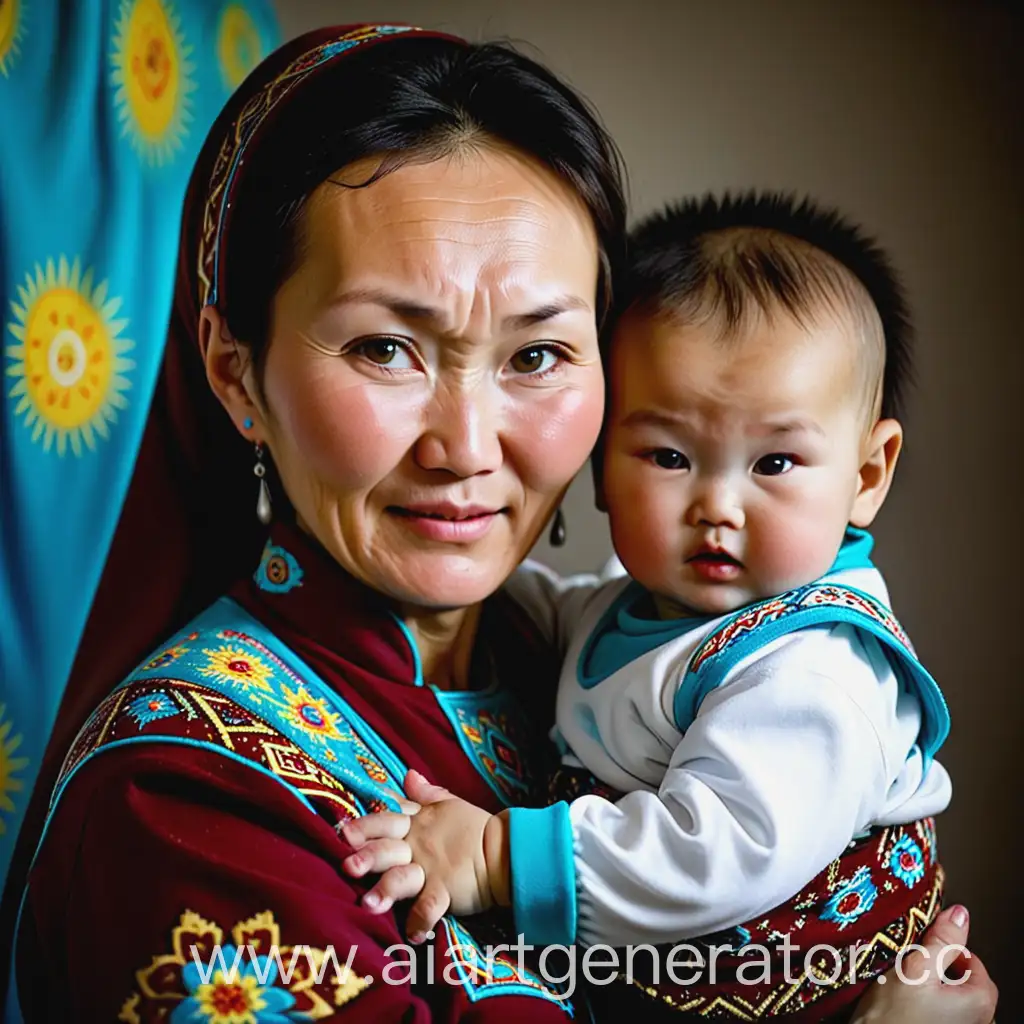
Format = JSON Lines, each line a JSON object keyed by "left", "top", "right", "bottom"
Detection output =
{"left": 502, "top": 529, "right": 950, "bottom": 948}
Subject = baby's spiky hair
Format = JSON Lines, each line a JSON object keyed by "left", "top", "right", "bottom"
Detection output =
{"left": 615, "top": 191, "right": 912, "bottom": 419}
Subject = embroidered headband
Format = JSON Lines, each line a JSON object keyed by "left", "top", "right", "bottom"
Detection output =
{"left": 197, "top": 24, "right": 431, "bottom": 308}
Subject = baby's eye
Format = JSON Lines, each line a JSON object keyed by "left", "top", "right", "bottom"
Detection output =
{"left": 646, "top": 449, "right": 690, "bottom": 470}
{"left": 753, "top": 454, "right": 795, "bottom": 476}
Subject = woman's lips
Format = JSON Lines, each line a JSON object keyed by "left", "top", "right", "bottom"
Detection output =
{"left": 687, "top": 550, "right": 743, "bottom": 581}
{"left": 388, "top": 505, "right": 504, "bottom": 543}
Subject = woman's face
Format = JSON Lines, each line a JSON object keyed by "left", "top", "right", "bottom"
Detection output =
{"left": 232, "top": 147, "right": 604, "bottom": 610}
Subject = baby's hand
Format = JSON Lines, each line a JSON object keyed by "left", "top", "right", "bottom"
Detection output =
{"left": 341, "top": 770, "right": 510, "bottom": 943}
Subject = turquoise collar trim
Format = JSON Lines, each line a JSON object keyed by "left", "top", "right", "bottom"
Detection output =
{"left": 831, "top": 527, "right": 875, "bottom": 573}
{"left": 577, "top": 528, "right": 876, "bottom": 690}
{"left": 389, "top": 613, "right": 425, "bottom": 687}
{"left": 576, "top": 582, "right": 712, "bottom": 689}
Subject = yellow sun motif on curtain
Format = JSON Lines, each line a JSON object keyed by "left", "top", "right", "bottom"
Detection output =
{"left": 0, "top": 704, "right": 29, "bottom": 835}
{"left": 217, "top": 4, "right": 263, "bottom": 92}
{"left": 111, "top": 0, "right": 196, "bottom": 165}
{"left": 0, "top": 0, "right": 25, "bottom": 78}
{"left": 5, "top": 257, "right": 135, "bottom": 457}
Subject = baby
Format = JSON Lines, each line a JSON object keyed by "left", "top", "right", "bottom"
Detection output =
{"left": 346, "top": 193, "right": 952, "bottom": 1016}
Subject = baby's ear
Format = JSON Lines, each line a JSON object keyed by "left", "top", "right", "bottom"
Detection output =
{"left": 850, "top": 419, "right": 903, "bottom": 527}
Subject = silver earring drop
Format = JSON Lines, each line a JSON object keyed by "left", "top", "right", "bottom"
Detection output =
{"left": 549, "top": 506, "right": 566, "bottom": 547}
{"left": 254, "top": 443, "right": 272, "bottom": 525}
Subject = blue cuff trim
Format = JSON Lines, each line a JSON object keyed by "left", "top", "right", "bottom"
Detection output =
{"left": 509, "top": 803, "right": 577, "bottom": 946}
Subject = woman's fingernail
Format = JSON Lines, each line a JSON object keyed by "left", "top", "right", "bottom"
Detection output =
{"left": 363, "top": 892, "right": 380, "bottom": 910}
{"left": 346, "top": 854, "right": 363, "bottom": 873}
{"left": 408, "top": 931, "right": 425, "bottom": 945}
{"left": 950, "top": 905, "right": 968, "bottom": 928}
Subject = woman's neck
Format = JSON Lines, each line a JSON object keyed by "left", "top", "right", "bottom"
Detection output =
{"left": 398, "top": 601, "right": 483, "bottom": 691}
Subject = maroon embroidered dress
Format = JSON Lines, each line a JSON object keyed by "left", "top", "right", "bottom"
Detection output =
{"left": 15, "top": 523, "right": 578, "bottom": 1022}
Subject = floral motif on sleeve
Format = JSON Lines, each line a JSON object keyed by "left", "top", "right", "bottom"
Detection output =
{"left": 118, "top": 910, "right": 369, "bottom": 1022}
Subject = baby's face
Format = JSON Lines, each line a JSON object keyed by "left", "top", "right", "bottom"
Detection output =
{"left": 602, "top": 308, "right": 871, "bottom": 616}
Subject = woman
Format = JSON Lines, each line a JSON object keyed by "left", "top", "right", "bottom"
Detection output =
{"left": 9, "top": 24, "right": 995, "bottom": 1023}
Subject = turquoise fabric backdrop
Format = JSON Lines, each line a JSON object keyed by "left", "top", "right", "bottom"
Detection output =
{"left": 0, "top": 0, "right": 280, "bottom": 893}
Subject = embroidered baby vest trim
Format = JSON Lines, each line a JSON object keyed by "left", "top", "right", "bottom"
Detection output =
{"left": 673, "top": 583, "right": 949, "bottom": 767}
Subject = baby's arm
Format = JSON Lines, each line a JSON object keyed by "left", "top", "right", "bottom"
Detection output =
{"left": 343, "top": 638, "right": 892, "bottom": 946}
{"left": 504, "top": 557, "right": 624, "bottom": 656}
{"left": 511, "top": 631, "right": 903, "bottom": 948}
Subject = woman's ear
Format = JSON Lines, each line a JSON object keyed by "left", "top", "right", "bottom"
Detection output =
{"left": 850, "top": 418, "right": 903, "bottom": 528}
{"left": 200, "top": 305, "right": 263, "bottom": 438}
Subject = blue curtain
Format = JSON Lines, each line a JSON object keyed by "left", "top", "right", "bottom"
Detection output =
{"left": 0, "top": 0, "right": 280, "bottom": 893}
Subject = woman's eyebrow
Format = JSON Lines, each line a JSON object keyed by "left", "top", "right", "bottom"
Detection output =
{"left": 327, "top": 288, "right": 591, "bottom": 330}
{"left": 327, "top": 287, "right": 441, "bottom": 322}
{"left": 503, "top": 296, "right": 591, "bottom": 330}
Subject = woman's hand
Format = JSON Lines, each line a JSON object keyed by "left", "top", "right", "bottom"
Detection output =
{"left": 851, "top": 905, "right": 997, "bottom": 1023}
{"left": 341, "top": 770, "right": 511, "bottom": 942}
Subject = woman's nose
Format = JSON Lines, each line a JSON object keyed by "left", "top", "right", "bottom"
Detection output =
{"left": 413, "top": 383, "right": 503, "bottom": 478}
{"left": 685, "top": 476, "right": 745, "bottom": 530}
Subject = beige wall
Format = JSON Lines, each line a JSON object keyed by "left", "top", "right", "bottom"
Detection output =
{"left": 275, "top": 0, "right": 1021, "bottom": 986}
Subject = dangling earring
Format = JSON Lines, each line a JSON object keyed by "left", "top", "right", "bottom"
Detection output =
{"left": 254, "top": 442, "right": 272, "bottom": 525}
{"left": 549, "top": 506, "right": 567, "bottom": 547}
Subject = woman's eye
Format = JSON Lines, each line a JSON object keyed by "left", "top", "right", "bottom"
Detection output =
{"left": 352, "top": 337, "right": 415, "bottom": 369}
{"left": 509, "top": 345, "right": 560, "bottom": 376}
{"left": 648, "top": 449, "right": 689, "bottom": 470}
{"left": 753, "top": 454, "right": 795, "bottom": 476}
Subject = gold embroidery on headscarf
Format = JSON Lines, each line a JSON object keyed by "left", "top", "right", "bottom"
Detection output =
{"left": 197, "top": 25, "right": 424, "bottom": 307}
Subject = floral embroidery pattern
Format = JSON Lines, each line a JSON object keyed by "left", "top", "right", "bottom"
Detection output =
{"left": 820, "top": 866, "right": 878, "bottom": 930}
{"left": 198, "top": 645, "right": 275, "bottom": 697}
{"left": 177, "top": 944, "right": 298, "bottom": 1021}
{"left": 144, "top": 639, "right": 194, "bottom": 671}
{"left": 127, "top": 690, "right": 179, "bottom": 728}
{"left": 71, "top": 606, "right": 402, "bottom": 813}
{"left": 277, "top": 684, "right": 343, "bottom": 745}
{"left": 445, "top": 701, "right": 532, "bottom": 806}
{"left": 117, "top": 909, "right": 368, "bottom": 1022}
{"left": 562, "top": 767, "right": 943, "bottom": 1018}
{"left": 253, "top": 543, "right": 304, "bottom": 594}
{"left": 889, "top": 834, "right": 925, "bottom": 888}
{"left": 62, "top": 678, "right": 366, "bottom": 831}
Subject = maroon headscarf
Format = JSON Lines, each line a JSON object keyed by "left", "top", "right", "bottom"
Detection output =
{"left": 63, "top": 23, "right": 467, "bottom": 752}
{"left": 1, "top": 22, "right": 463, "bottom": 962}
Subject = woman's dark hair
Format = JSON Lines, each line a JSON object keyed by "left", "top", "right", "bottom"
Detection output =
{"left": 223, "top": 36, "right": 627, "bottom": 358}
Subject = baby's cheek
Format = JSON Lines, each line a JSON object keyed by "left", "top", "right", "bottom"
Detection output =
{"left": 608, "top": 478, "right": 684, "bottom": 587}
{"left": 756, "top": 511, "right": 843, "bottom": 591}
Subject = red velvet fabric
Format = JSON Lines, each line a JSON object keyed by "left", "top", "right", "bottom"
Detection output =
{"left": 17, "top": 523, "right": 569, "bottom": 1020}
